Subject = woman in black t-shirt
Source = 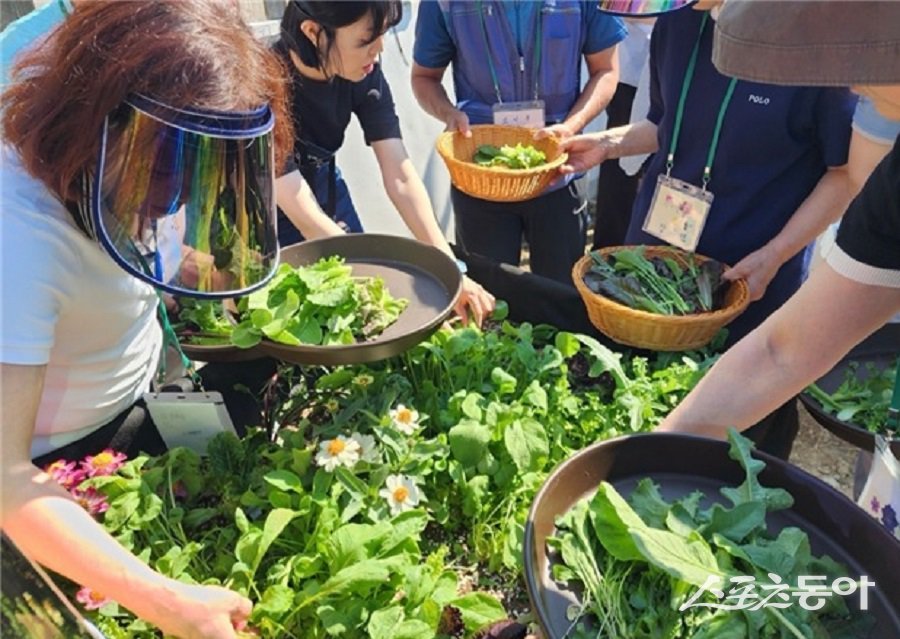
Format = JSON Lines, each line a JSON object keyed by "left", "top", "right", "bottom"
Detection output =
{"left": 275, "top": 1, "right": 495, "bottom": 325}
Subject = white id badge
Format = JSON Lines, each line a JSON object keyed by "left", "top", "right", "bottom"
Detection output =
{"left": 492, "top": 100, "right": 545, "bottom": 128}
{"left": 642, "top": 174, "right": 714, "bottom": 252}
{"left": 143, "top": 391, "right": 236, "bottom": 454}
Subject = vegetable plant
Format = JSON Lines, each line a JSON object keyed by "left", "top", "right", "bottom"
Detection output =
{"left": 45, "top": 315, "right": 723, "bottom": 637}
{"left": 232, "top": 257, "right": 408, "bottom": 349}
{"left": 473, "top": 144, "right": 547, "bottom": 169}
{"left": 173, "top": 299, "right": 234, "bottom": 346}
{"left": 550, "top": 429, "right": 871, "bottom": 639}
{"left": 806, "top": 360, "right": 898, "bottom": 435}
{"left": 583, "top": 246, "right": 728, "bottom": 315}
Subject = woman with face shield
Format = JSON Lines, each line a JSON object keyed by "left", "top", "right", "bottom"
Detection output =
{"left": 274, "top": 0, "right": 496, "bottom": 326}
{"left": 0, "top": 1, "right": 293, "bottom": 636}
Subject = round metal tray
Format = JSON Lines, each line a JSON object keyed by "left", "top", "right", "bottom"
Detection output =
{"left": 524, "top": 433, "right": 900, "bottom": 639}
{"left": 798, "top": 323, "right": 899, "bottom": 455}
{"left": 178, "top": 340, "right": 264, "bottom": 363}
{"left": 257, "top": 234, "right": 461, "bottom": 366}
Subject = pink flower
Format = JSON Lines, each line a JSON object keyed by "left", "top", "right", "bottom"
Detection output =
{"left": 75, "top": 586, "right": 112, "bottom": 610}
{"left": 44, "top": 459, "right": 86, "bottom": 491}
{"left": 80, "top": 449, "right": 127, "bottom": 477}
{"left": 74, "top": 488, "right": 110, "bottom": 516}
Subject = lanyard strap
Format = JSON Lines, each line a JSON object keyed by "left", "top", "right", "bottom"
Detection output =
{"left": 477, "top": 0, "right": 542, "bottom": 104}
{"left": 134, "top": 247, "right": 201, "bottom": 389}
{"left": 888, "top": 356, "right": 900, "bottom": 434}
{"left": 666, "top": 12, "right": 738, "bottom": 190}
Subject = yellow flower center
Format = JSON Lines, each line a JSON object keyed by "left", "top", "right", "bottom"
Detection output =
{"left": 397, "top": 409, "right": 413, "bottom": 424}
{"left": 392, "top": 486, "right": 409, "bottom": 503}
{"left": 90, "top": 452, "right": 114, "bottom": 468}
{"left": 88, "top": 590, "right": 107, "bottom": 604}
{"left": 327, "top": 439, "right": 346, "bottom": 456}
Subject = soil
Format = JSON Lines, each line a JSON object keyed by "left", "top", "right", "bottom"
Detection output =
{"left": 789, "top": 403, "right": 859, "bottom": 499}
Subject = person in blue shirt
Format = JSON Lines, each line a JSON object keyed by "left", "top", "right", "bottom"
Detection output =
{"left": 411, "top": 1, "right": 626, "bottom": 284}
{"left": 557, "top": 1, "right": 855, "bottom": 458}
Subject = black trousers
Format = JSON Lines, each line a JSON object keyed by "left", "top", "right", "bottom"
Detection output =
{"left": 451, "top": 181, "right": 586, "bottom": 285}
{"left": 592, "top": 83, "right": 641, "bottom": 250}
{"left": 32, "top": 358, "right": 277, "bottom": 467}
{"left": 741, "top": 398, "right": 801, "bottom": 461}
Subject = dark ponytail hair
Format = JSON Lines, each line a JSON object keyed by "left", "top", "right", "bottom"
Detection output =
{"left": 281, "top": 1, "right": 402, "bottom": 73}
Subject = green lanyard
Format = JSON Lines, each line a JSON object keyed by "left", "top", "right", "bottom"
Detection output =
{"left": 888, "top": 356, "right": 900, "bottom": 435}
{"left": 476, "top": 0, "right": 542, "bottom": 104}
{"left": 666, "top": 12, "right": 738, "bottom": 191}
{"left": 134, "top": 249, "right": 201, "bottom": 389}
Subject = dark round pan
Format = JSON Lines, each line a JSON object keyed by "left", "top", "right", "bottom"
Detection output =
{"left": 524, "top": 433, "right": 900, "bottom": 639}
{"left": 257, "top": 234, "right": 461, "bottom": 366}
{"left": 178, "top": 340, "right": 265, "bottom": 364}
{"left": 798, "top": 323, "right": 899, "bottom": 455}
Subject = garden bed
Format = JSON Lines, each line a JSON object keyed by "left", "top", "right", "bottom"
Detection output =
{"left": 43, "top": 315, "right": 722, "bottom": 638}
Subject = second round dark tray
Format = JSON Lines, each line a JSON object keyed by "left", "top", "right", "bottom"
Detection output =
{"left": 524, "top": 433, "right": 900, "bottom": 639}
{"left": 798, "top": 323, "right": 899, "bottom": 455}
{"left": 257, "top": 234, "right": 462, "bottom": 366}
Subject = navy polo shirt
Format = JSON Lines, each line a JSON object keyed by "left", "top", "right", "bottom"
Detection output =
{"left": 626, "top": 10, "right": 855, "bottom": 344}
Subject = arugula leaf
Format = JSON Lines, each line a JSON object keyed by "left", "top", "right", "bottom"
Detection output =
{"left": 720, "top": 428, "right": 794, "bottom": 513}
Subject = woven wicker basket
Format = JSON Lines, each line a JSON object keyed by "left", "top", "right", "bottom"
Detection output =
{"left": 435, "top": 124, "right": 567, "bottom": 202}
{"left": 572, "top": 245, "right": 751, "bottom": 351}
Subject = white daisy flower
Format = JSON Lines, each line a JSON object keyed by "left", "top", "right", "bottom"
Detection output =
{"left": 315, "top": 435, "right": 361, "bottom": 472}
{"left": 379, "top": 474, "right": 423, "bottom": 515}
{"left": 389, "top": 404, "right": 420, "bottom": 435}
{"left": 350, "top": 431, "right": 379, "bottom": 462}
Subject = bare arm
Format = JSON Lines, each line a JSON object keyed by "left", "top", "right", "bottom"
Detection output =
{"left": 847, "top": 129, "right": 894, "bottom": 197}
{"left": 275, "top": 170, "right": 345, "bottom": 241}
{"left": 724, "top": 165, "right": 852, "bottom": 300}
{"left": 1, "top": 363, "right": 250, "bottom": 639}
{"left": 558, "top": 119, "right": 659, "bottom": 174}
{"left": 372, "top": 138, "right": 452, "bottom": 253}
{"left": 550, "top": 46, "right": 620, "bottom": 137}
{"left": 657, "top": 264, "right": 900, "bottom": 439}
{"left": 372, "top": 138, "right": 495, "bottom": 325}
{"left": 411, "top": 62, "right": 471, "bottom": 135}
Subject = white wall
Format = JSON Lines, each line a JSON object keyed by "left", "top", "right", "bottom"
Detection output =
{"left": 336, "top": 1, "right": 454, "bottom": 238}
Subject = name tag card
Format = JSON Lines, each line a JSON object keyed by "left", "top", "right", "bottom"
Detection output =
{"left": 643, "top": 174, "right": 714, "bottom": 252}
{"left": 492, "top": 100, "right": 546, "bottom": 128}
{"left": 143, "top": 391, "right": 236, "bottom": 454}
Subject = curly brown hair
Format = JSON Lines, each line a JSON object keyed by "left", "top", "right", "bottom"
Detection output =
{"left": 2, "top": 0, "right": 294, "bottom": 203}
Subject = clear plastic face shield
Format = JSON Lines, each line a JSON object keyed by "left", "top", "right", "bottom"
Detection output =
{"left": 91, "top": 94, "right": 278, "bottom": 298}
{"left": 597, "top": 0, "right": 698, "bottom": 17}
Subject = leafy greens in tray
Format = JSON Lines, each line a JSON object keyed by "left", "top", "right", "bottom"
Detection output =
{"left": 806, "top": 360, "right": 898, "bottom": 435}
{"left": 583, "top": 246, "right": 728, "bottom": 315}
{"left": 232, "top": 257, "right": 408, "bottom": 349}
{"left": 473, "top": 143, "right": 548, "bottom": 169}
{"left": 550, "top": 430, "right": 870, "bottom": 639}
{"left": 174, "top": 299, "right": 234, "bottom": 346}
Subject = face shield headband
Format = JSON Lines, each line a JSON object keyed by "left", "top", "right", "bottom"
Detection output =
{"left": 91, "top": 94, "right": 279, "bottom": 298}
{"left": 597, "top": 0, "right": 697, "bottom": 17}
